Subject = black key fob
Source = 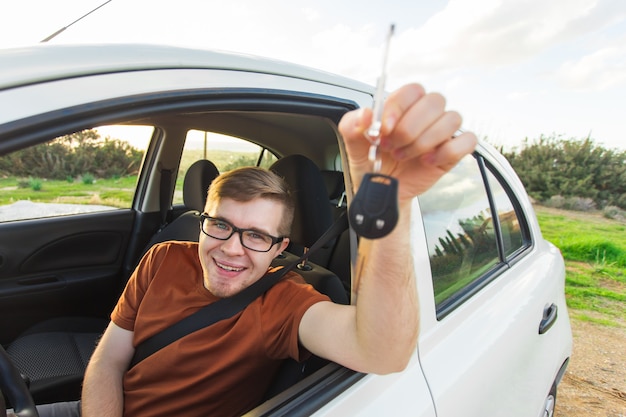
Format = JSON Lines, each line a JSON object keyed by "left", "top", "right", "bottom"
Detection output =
{"left": 349, "top": 173, "right": 399, "bottom": 239}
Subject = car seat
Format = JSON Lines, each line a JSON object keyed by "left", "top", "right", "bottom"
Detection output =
{"left": 5, "top": 159, "right": 220, "bottom": 404}
{"left": 262, "top": 155, "right": 350, "bottom": 401}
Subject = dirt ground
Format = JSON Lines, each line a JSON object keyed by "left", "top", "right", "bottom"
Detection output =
{"left": 556, "top": 318, "right": 626, "bottom": 417}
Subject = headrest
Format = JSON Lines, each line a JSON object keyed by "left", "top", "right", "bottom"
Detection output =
{"left": 321, "top": 170, "right": 345, "bottom": 201}
{"left": 183, "top": 159, "right": 220, "bottom": 212}
{"left": 270, "top": 155, "right": 333, "bottom": 248}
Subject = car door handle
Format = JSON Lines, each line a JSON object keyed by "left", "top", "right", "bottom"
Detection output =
{"left": 538, "top": 303, "right": 558, "bottom": 334}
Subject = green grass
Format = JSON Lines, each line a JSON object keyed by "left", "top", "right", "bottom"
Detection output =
{"left": 535, "top": 206, "right": 626, "bottom": 327}
{"left": 0, "top": 176, "right": 138, "bottom": 208}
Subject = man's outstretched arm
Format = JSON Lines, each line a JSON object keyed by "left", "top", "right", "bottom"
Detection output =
{"left": 299, "top": 83, "right": 477, "bottom": 374}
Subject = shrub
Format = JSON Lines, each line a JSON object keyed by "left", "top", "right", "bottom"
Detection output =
{"left": 543, "top": 195, "right": 596, "bottom": 212}
{"left": 544, "top": 195, "right": 566, "bottom": 209}
{"left": 503, "top": 135, "right": 626, "bottom": 210}
{"left": 29, "top": 178, "right": 43, "bottom": 191}
{"left": 82, "top": 173, "right": 95, "bottom": 185}
{"left": 0, "top": 129, "right": 143, "bottom": 180}
{"left": 566, "top": 197, "right": 596, "bottom": 212}
{"left": 603, "top": 205, "right": 626, "bottom": 221}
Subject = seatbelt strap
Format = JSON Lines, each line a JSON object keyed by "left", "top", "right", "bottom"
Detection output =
{"left": 129, "top": 211, "right": 349, "bottom": 369}
{"left": 158, "top": 169, "right": 173, "bottom": 229}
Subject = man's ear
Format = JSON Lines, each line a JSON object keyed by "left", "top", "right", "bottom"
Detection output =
{"left": 277, "top": 238, "right": 290, "bottom": 254}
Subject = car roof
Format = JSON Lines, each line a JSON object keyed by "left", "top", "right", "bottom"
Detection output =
{"left": 0, "top": 43, "right": 372, "bottom": 93}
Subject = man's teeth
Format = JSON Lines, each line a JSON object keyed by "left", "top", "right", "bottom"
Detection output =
{"left": 217, "top": 262, "right": 244, "bottom": 272}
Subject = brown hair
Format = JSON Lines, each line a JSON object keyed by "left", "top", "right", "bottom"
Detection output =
{"left": 205, "top": 166, "right": 295, "bottom": 236}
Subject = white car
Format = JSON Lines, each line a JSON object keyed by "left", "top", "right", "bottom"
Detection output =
{"left": 0, "top": 44, "right": 571, "bottom": 417}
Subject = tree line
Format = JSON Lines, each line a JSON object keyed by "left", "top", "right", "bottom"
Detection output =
{"left": 0, "top": 129, "right": 143, "bottom": 180}
{"left": 2, "top": 130, "right": 625, "bottom": 212}
{"left": 500, "top": 134, "right": 626, "bottom": 211}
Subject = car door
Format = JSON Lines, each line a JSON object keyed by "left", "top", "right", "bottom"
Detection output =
{"left": 413, "top": 147, "right": 572, "bottom": 417}
{"left": 0, "top": 119, "right": 159, "bottom": 345}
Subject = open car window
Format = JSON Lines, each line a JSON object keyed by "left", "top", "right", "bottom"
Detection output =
{"left": 173, "top": 130, "right": 278, "bottom": 206}
{"left": 0, "top": 125, "right": 153, "bottom": 222}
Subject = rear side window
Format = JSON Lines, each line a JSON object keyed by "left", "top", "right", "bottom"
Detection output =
{"left": 172, "top": 130, "right": 277, "bottom": 206}
{"left": 418, "top": 153, "right": 530, "bottom": 317}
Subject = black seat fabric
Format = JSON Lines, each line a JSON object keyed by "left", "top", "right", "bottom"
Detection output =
{"left": 320, "top": 170, "right": 351, "bottom": 290}
{"left": 182, "top": 159, "right": 220, "bottom": 212}
{"left": 5, "top": 160, "right": 220, "bottom": 404}
{"left": 270, "top": 155, "right": 336, "bottom": 267}
{"left": 6, "top": 317, "right": 108, "bottom": 404}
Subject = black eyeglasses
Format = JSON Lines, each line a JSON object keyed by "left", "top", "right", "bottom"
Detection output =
{"left": 200, "top": 214, "right": 284, "bottom": 253}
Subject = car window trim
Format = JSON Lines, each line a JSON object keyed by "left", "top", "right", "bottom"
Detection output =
{"left": 246, "top": 364, "right": 366, "bottom": 417}
{"left": 435, "top": 152, "right": 533, "bottom": 320}
{"left": 0, "top": 88, "right": 357, "bottom": 155}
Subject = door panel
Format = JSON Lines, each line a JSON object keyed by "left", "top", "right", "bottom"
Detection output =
{"left": 0, "top": 210, "right": 135, "bottom": 344}
{"left": 415, "top": 150, "right": 570, "bottom": 416}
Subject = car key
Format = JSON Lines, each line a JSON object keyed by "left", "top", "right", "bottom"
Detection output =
{"left": 349, "top": 172, "right": 399, "bottom": 239}
{"left": 348, "top": 24, "right": 400, "bottom": 239}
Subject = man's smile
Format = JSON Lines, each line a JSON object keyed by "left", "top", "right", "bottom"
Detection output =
{"left": 215, "top": 259, "right": 246, "bottom": 273}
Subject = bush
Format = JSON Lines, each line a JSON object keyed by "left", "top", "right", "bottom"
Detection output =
{"left": 29, "top": 178, "right": 43, "bottom": 191}
{"left": 0, "top": 129, "right": 143, "bottom": 180}
{"left": 82, "top": 173, "right": 95, "bottom": 185}
{"left": 503, "top": 135, "right": 626, "bottom": 210}
{"left": 603, "top": 205, "right": 626, "bottom": 221}
{"left": 544, "top": 195, "right": 596, "bottom": 212}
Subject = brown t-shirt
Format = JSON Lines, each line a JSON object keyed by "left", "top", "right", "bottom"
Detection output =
{"left": 111, "top": 241, "right": 329, "bottom": 417}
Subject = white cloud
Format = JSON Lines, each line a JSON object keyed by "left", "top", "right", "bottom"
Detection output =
{"left": 390, "top": 0, "right": 626, "bottom": 78}
{"left": 303, "top": 7, "right": 320, "bottom": 22}
{"left": 551, "top": 37, "right": 626, "bottom": 91}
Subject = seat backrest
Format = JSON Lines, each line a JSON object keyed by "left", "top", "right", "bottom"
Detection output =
{"left": 270, "top": 155, "right": 335, "bottom": 267}
{"left": 320, "top": 170, "right": 350, "bottom": 291}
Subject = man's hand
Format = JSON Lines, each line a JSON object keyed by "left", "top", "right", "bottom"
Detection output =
{"left": 338, "top": 83, "right": 477, "bottom": 203}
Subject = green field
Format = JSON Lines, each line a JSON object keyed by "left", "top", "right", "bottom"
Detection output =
{"left": 535, "top": 206, "right": 626, "bottom": 327}
{"left": 0, "top": 176, "right": 138, "bottom": 208}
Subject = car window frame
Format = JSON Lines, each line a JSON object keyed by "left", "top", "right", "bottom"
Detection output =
{"left": 430, "top": 151, "right": 533, "bottom": 320}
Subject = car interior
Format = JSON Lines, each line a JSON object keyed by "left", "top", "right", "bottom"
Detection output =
{"left": 1, "top": 100, "right": 363, "bottom": 413}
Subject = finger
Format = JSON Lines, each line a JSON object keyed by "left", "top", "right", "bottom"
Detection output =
{"left": 338, "top": 107, "right": 371, "bottom": 144}
{"left": 382, "top": 92, "right": 447, "bottom": 152}
{"left": 380, "top": 83, "right": 426, "bottom": 139}
{"left": 420, "top": 131, "right": 478, "bottom": 170}
{"left": 391, "top": 110, "right": 462, "bottom": 160}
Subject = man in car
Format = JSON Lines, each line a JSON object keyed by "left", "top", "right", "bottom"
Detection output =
{"left": 11, "top": 83, "right": 476, "bottom": 417}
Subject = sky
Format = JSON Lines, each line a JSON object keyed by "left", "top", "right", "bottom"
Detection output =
{"left": 1, "top": 0, "right": 626, "bottom": 151}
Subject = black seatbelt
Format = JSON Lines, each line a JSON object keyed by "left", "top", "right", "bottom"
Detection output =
{"left": 158, "top": 168, "right": 173, "bottom": 229}
{"left": 129, "top": 211, "right": 349, "bottom": 369}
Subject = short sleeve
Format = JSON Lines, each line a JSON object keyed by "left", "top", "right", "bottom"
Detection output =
{"left": 259, "top": 272, "right": 330, "bottom": 361}
{"left": 111, "top": 243, "right": 166, "bottom": 331}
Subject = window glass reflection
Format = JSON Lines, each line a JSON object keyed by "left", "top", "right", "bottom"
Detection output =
{"left": 418, "top": 155, "right": 500, "bottom": 307}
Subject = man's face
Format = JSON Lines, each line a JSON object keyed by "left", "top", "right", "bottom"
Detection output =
{"left": 198, "top": 197, "right": 290, "bottom": 298}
